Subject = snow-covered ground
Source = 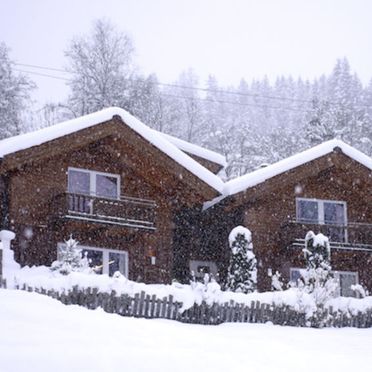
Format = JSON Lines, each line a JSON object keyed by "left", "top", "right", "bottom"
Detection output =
{"left": 1, "top": 288, "right": 372, "bottom": 372}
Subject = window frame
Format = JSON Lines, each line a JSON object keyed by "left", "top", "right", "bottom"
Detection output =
{"left": 333, "top": 270, "right": 359, "bottom": 297}
{"left": 296, "top": 197, "right": 348, "bottom": 226}
{"left": 189, "top": 260, "right": 218, "bottom": 280}
{"left": 68, "top": 167, "right": 121, "bottom": 200}
{"left": 296, "top": 197, "right": 348, "bottom": 242}
{"left": 57, "top": 243, "right": 129, "bottom": 277}
{"left": 289, "top": 267, "right": 306, "bottom": 285}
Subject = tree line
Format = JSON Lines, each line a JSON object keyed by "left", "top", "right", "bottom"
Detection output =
{"left": 1, "top": 19, "right": 371, "bottom": 178}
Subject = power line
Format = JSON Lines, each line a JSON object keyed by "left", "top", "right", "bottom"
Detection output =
{"left": 13, "top": 68, "right": 70, "bottom": 81}
{"left": 11, "top": 61, "right": 372, "bottom": 110}
{"left": 11, "top": 61, "right": 315, "bottom": 105}
{"left": 157, "top": 82, "right": 311, "bottom": 104}
{"left": 13, "top": 62, "right": 68, "bottom": 74}
{"left": 14, "top": 68, "right": 312, "bottom": 113}
{"left": 161, "top": 93, "right": 311, "bottom": 113}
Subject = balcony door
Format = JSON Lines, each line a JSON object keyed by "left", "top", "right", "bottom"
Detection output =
{"left": 296, "top": 198, "right": 347, "bottom": 242}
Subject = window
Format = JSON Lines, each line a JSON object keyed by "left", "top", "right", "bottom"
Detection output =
{"left": 334, "top": 271, "right": 358, "bottom": 297}
{"left": 289, "top": 267, "right": 306, "bottom": 285}
{"left": 189, "top": 260, "right": 218, "bottom": 279}
{"left": 57, "top": 243, "right": 128, "bottom": 277}
{"left": 68, "top": 168, "right": 120, "bottom": 199}
{"left": 296, "top": 198, "right": 347, "bottom": 241}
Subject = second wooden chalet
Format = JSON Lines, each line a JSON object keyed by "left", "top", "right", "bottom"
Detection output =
{"left": 192, "top": 140, "right": 372, "bottom": 295}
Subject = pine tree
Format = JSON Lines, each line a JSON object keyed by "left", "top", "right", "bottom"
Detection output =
{"left": 300, "top": 231, "right": 338, "bottom": 326}
{"left": 127, "top": 73, "right": 166, "bottom": 131}
{"left": 200, "top": 75, "right": 230, "bottom": 161}
{"left": 51, "top": 236, "right": 89, "bottom": 275}
{"left": 226, "top": 226, "right": 257, "bottom": 293}
{"left": 167, "top": 68, "right": 203, "bottom": 142}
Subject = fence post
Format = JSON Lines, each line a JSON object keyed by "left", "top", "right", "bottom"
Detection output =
{"left": 0, "top": 230, "right": 18, "bottom": 281}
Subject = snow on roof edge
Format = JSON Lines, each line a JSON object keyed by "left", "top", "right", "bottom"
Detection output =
{"left": 224, "top": 139, "right": 372, "bottom": 197}
{"left": 115, "top": 109, "right": 224, "bottom": 193}
{"left": 0, "top": 107, "right": 224, "bottom": 194}
{"left": 159, "top": 132, "right": 227, "bottom": 167}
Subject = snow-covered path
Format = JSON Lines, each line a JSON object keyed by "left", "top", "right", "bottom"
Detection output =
{"left": 1, "top": 289, "right": 372, "bottom": 372}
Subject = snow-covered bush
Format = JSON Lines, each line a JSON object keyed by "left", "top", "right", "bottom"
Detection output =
{"left": 225, "top": 226, "right": 257, "bottom": 294}
{"left": 270, "top": 270, "right": 284, "bottom": 291}
{"left": 51, "top": 237, "right": 89, "bottom": 275}
{"left": 351, "top": 284, "right": 368, "bottom": 298}
{"left": 299, "top": 231, "right": 338, "bottom": 326}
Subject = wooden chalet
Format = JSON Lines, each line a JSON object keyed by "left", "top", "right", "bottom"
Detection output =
{"left": 0, "top": 108, "right": 225, "bottom": 284}
{"left": 195, "top": 140, "right": 372, "bottom": 295}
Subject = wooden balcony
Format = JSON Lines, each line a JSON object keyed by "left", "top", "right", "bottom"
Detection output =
{"left": 281, "top": 220, "right": 372, "bottom": 252}
{"left": 55, "top": 193, "right": 156, "bottom": 230}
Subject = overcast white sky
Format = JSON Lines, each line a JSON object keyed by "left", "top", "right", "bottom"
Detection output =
{"left": 1, "top": 0, "right": 372, "bottom": 106}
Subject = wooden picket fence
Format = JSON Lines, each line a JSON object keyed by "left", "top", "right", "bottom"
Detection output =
{"left": 1, "top": 279, "right": 372, "bottom": 328}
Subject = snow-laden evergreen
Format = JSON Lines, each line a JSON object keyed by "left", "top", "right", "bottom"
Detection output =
{"left": 298, "top": 231, "right": 338, "bottom": 326}
{"left": 50, "top": 237, "right": 89, "bottom": 275}
{"left": 226, "top": 226, "right": 257, "bottom": 294}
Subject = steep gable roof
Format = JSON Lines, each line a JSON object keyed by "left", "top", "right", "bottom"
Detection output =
{"left": 0, "top": 107, "right": 224, "bottom": 194}
{"left": 224, "top": 139, "right": 372, "bottom": 197}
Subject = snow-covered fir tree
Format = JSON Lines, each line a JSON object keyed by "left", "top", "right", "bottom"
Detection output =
{"left": 299, "top": 231, "right": 338, "bottom": 326}
{"left": 226, "top": 226, "right": 257, "bottom": 293}
{"left": 51, "top": 236, "right": 89, "bottom": 275}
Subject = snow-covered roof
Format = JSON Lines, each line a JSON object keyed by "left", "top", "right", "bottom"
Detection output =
{"left": 0, "top": 107, "right": 224, "bottom": 194}
{"left": 160, "top": 132, "right": 227, "bottom": 167}
{"left": 224, "top": 139, "right": 372, "bottom": 197}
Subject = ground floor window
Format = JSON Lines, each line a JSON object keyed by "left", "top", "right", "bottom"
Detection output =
{"left": 333, "top": 271, "right": 358, "bottom": 297}
{"left": 289, "top": 268, "right": 306, "bottom": 285}
{"left": 57, "top": 243, "right": 128, "bottom": 277}
{"left": 189, "top": 260, "right": 218, "bottom": 280}
{"left": 290, "top": 267, "right": 358, "bottom": 297}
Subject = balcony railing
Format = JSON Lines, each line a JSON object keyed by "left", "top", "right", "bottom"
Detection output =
{"left": 281, "top": 220, "right": 372, "bottom": 252}
{"left": 56, "top": 193, "right": 156, "bottom": 230}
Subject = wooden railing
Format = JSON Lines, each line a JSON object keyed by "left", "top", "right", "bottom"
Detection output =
{"left": 56, "top": 193, "right": 156, "bottom": 230}
{"left": 281, "top": 220, "right": 372, "bottom": 251}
